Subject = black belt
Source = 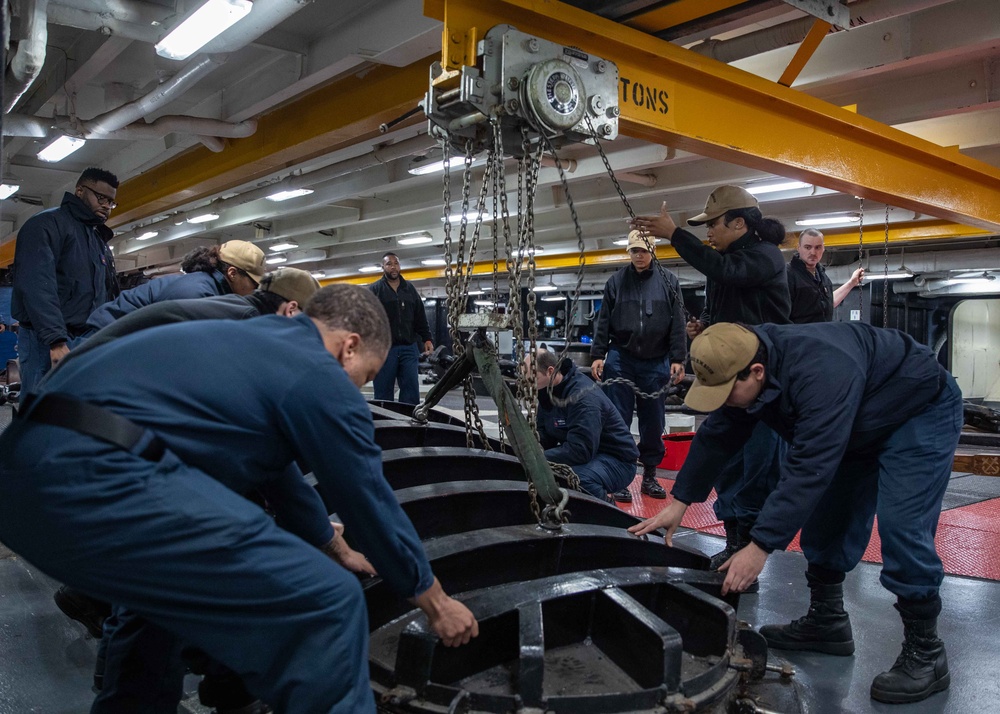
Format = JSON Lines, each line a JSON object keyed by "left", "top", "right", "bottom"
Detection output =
{"left": 17, "top": 393, "right": 166, "bottom": 462}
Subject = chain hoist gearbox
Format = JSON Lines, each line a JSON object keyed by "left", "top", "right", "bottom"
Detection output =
{"left": 421, "top": 26, "right": 620, "bottom": 154}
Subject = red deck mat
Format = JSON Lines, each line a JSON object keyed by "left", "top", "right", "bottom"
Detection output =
{"left": 616, "top": 474, "right": 1000, "bottom": 581}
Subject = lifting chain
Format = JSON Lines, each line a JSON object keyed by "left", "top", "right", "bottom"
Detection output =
{"left": 549, "top": 461, "right": 582, "bottom": 493}
{"left": 856, "top": 196, "right": 865, "bottom": 322}
{"left": 883, "top": 204, "right": 890, "bottom": 329}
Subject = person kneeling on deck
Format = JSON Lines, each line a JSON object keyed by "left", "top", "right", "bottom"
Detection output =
{"left": 631, "top": 322, "right": 960, "bottom": 705}
{"left": 0, "top": 284, "right": 478, "bottom": 714}
{"left": 527, "top": 348, "right": 639, "bottom": 502}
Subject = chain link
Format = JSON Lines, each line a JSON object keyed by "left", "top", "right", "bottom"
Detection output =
{"left": 856, "top": 196, "right": 865, "bottom": 323}
{"left": 883, "top": 203, "right": 890, "bottom": 329}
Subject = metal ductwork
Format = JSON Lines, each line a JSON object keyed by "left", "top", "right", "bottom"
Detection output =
{"left": 691, "top": 0, "right": 956, "bottom": 64}
{"left": 3, "top": 0, "right": 49, "bottom": 112}
{"left": 2, "top": 112, "right": 258, "bottom": 141}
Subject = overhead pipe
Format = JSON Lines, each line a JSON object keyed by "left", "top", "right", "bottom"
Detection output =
{"left": 3, "top": 0, "right": 49, "bottom": 112}
{"left": 82, "top": 55, "right": 225, "bottom": 137}
{"left": 691, "top": 0, "right": 956, "bottom": 64}
{"left": 45, "top": 1, "right": 165, "bottom": 43}
{"left": 1, "top": 113, "right": 258, "bottom": 141}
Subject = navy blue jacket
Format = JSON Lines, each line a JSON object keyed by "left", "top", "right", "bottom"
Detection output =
{"left": 32, "top": 314, "right": 435, "bottom": 599}
{"left": 538, "top": 359, "right": 640, "bottom": 466}
{"left": 592, "top": 264, "right": 686, "bottom": 362}
{"left": 670, "top": 227, "right": 790, "bottom": 327}
{"left": 12, "top": 193, "right": 119, "bottom": 346}
{"left": 787, "top": 255, "right": 834, "bottom": 323}
{"left": 86, "top": 270, "right": 231, "bottom": 332}
{"left": 671, "top": 322, "right": 950, "bottom": 552}
{"left": 368, "top": 276, "right": 431, "bottom": 346}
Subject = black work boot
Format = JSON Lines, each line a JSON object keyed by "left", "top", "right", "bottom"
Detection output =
{"left": 709, "top": 519, "right": 740, "bottom": 570}
{"left": 870, "top": 598, "right": 949, "bottom": 704}
{"left": 759, "top": 567, "right": 854, "bottom": 655}
{"left": 53, "top": 586, "right": 111, "bottom": 639}
{"left": 640, "top": 465, "right": 667, "bottom": 498}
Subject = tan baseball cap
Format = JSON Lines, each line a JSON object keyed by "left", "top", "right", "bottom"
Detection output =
{"left": 259, "top": 267, "right": 321, "bottom": 307}
{"left": 219, "top": 240, "right": 266, "bottom": 283}
{"left": 626, "top": 229, "right": 657, "bottom": 252}
{"left": 685, "top": 323, "right": 761, "bottom": 412}
{"left": 687, "top": 185, "right": 758, "bottom": 226}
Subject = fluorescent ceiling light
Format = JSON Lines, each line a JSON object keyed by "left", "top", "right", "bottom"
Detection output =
{"left": 155, "top": 0, "right": 253, "bottom": 61}
{"left": 614, "top": 237, "right": 658, "bottom": 246}
{"left": 795, "top": 215, "right": 860, "bottom": 227}
{"left": 467, "top": 289, "right": 485, "bottom": 295}
{"left": 37, "top": 135, "right": 86, "bottom": 162}
{"left": 397, "top": 232, "right": 434, "bottom": 246}
{"left": 542, "top": 295, "right": 566, "bottom": 302}
{"left": 266, "top": 188, "right": 314, "bottom": 202}
{"left": 310, "top": 271, "right": 326, "bottom": 278}
{"left": 0, "top": 184, "right": 19, "bottom": 200}
{"left": 269, "top": 241, "right": 298, "bottom": 252}
{"left": 746, "top": 180, "right": 810, "bottom": 196}
{"left": 187, "top": 212, "right": 219, "bottom": 224}
{"left": 532, "top": 284, "right": 558, "bottom": 292}
{"left": 408, "top": 155, "right": 483, "bottom": 176}
{"left": 474, "top": 300, "right": 498, "bottom": 307}
{"left": 421, "top": 258, "right": 447, "bottom": 266}
{"left": 136, "top": 231, "right": 159, "bottom": 241}
{"left": 358, "top": 265, "right": 382, "bottom": 273}
{"left": 443, "top": 212, "right": 485, "bottom": 224}
{"left": 265, "top": 255, "right": 287, "bottom": 265}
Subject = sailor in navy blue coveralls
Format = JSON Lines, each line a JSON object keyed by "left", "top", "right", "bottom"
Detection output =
{"left": 633, "top": 321, "right": 961, "bottom": 704}
{"left": 0, "top": 289, "right": 476, "bottom": 714}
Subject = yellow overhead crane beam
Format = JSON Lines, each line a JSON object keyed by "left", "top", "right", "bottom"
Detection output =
{"left": 427, "top": 0, "right": 1000, "bottom": 232}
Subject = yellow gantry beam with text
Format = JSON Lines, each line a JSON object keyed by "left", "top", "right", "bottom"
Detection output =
{"left": 426, "top": 0, "right": 1000, "bottom": 232}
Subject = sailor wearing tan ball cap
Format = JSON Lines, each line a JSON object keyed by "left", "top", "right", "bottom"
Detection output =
{"left": 631, "top": 320, "right": 962, "bottom": 705}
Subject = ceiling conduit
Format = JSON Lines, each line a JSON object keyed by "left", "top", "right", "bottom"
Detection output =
{"left": 691, "top": 0, "right": 956, "bottom": 64}
{"left": 3, "top": 0, "right": 49, "bottom": 112}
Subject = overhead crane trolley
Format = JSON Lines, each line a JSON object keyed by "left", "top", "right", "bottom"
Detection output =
{"left": 421, "top": 26, "right": 620, "bottom": 155}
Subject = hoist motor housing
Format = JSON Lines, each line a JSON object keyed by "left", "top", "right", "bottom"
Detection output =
{"left": 422, "top": 26, "right": 620, "bottom": 153}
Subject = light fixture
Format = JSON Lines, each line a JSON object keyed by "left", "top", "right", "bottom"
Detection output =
{"left": 467, "top": 288, "right": 485, "bottom": 296}
{"left": 155, "top": 0, "right": 254, "bottom": 61}
{"left": 0, "top": 184, "right": 19, "bottom": 200}
{"left": 473, "top": 299, "right": 497, "bottom": 307}
{"left": 397, "top": 232, "right": 434, "bottom": 246}
{"left": 408, "top": 155, "right": 484, "bottom": 176}
{"left": 442, "top": 211, "right": 485, "bottom": 224}
{"left": 135, "top": 230, "right": 159, "bottom": 241}
{"left": 187, "top": 212, "right": 220, "bottom": 224}
{"left": 795, "top": 215, "right": 860, "bottom": 227}
{"left": 268, "top": 241, "right": 298, "bottom": 252}
{"left": 266, "top": 188, "right": 314, "bottom": 202}
{"left": 532, "top": 284, "right": 558, "bottom": 292}
{"left": 421, "top": 258, "right": 447, "bottom": 266}
{"left": 37, "top": 135, "right": 86, "bottom": 162}
{"left": 358, "top": 265, "right": 382, "bottom": 273}
{"left": 613, "top": 238, "right": 629, "bottom": 246}
{"left": 265, "top": 255, "right": 287, "bottom": 265}
{"left": 542, "top": 295, "right": 566, "bottom": 302}
{"left": 310, "top": 270, "right": 326, "bottom": 278}
{"left": 746, "top": 180, "right": 810, "bottom": 196}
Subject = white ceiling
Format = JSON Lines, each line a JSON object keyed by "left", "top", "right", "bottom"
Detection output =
{"left": 2, "top": 0, "right": 998, "bottom": 292}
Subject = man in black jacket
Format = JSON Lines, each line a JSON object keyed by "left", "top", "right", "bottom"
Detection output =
{"left": 788, "top": 229, "right": 864, "bottom": 323}
{"left": 632, "top": 322, "right": 961, "bottom": 705}
{"left": 632, "top": 185, "right": 790, "bottom": 573}
{"left": 590, "top": 231, "right": 686, "bottom": 502}
{"left": 529, "top": 349, "right": 639, "bottom": 501}
{"left": 369, "top": 252, "right": 433, "bottom": 404}
{"left": 11, "top": 167, "right": 121, "bottom": 394}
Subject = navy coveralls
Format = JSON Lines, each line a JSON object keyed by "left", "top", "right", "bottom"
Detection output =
{"left": 11, "top": 192, "right": 119, "bottom": 393}
{"left": 0, "top": 314, "right": 435, "bottom": 713}
{"left": 670, "top": 227, "right": 790, "bottom": 528}
{"left": 537, "top": 359, "right": 639, "bottom": 498}
{"left": 672, "top": 323, "right": 962, "bottom": 601}
{"left": 368, "top": 275, "right": 432, "bottom": 405}
{"left": 591, "top": 264, "right": 686, "bottom": 468}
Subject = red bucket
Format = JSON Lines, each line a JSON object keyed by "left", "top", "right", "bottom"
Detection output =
{"left": 659, "top": 432, "right": 695, "bottom": 471}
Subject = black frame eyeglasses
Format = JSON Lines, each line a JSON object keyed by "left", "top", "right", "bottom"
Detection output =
{"left": 80, "top": 185, "right": 118, "bottom": 209}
